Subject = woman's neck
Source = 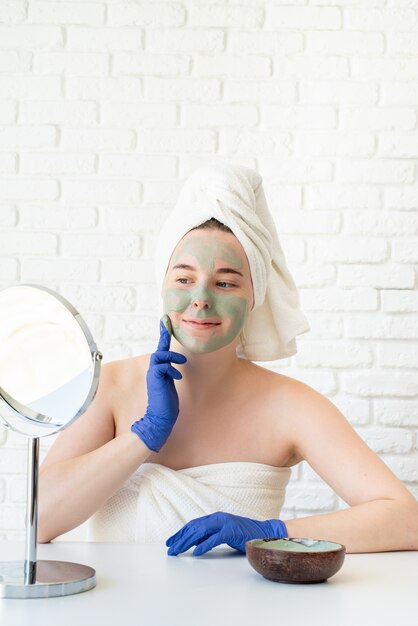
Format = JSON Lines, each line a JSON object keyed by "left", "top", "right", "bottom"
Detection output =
{"left": 170, "top": 336, "right": 247, "bottom": 405}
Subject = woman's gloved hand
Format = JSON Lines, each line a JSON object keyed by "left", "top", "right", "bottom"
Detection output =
{"left": 131, "top": 315, "right": 187, "bottom": 452}
{"left": 166, "top": 512, "right": 288, "bottom": 556}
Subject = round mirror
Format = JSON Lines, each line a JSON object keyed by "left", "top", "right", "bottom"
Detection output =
{"left": 0, "top": 284, "right": 101, "bottom": 438}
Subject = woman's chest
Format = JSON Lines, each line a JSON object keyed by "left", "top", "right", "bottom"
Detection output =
{"left": 148, "top": 388, "right": 297, "bottom": 470}
{"left": 114, "top": 366, "right": 298, "bottom": 470}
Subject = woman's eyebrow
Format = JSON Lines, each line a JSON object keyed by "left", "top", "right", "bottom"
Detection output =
{"left": 217, "top": 267, "right": 244, "bottom": 277}
{"left": 172, "top": 263, "right": 244, "bottom": 277}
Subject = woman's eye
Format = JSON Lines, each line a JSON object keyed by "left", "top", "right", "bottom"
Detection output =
{"left": 175, "top": 278, "right": 235, "bottom": 288}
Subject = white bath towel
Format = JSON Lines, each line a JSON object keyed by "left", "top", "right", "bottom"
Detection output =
{"left": 154, "top": 163, "right": 310, "bottom": 361}
{"left": 88, "top": 462, "right": 291, "bottom": 543}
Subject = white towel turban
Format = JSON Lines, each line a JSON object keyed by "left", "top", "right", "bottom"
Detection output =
{"left": 154, "top": 164, "right": 310, "bottom": 361}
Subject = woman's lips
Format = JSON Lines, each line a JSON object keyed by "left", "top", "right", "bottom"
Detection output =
{"left": 183, "top": 319, "right": 220, "bottom": 330}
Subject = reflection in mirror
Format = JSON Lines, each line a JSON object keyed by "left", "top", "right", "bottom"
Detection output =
{"left": 0, "top": 284, "right": 100, "bottom": 436}
{"left": 0, "top": 284, "right": 102, "bottom": 598}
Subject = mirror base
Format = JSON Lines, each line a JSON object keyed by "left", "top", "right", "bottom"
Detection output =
{"left": 0, "top": 560, "right": 96, "bottom": 598}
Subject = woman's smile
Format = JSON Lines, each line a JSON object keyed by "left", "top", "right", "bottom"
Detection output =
{"left": 182, "top": 319, "right": 221, "bottom": 331}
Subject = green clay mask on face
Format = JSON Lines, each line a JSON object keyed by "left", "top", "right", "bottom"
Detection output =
{"left": 163, "top": 234, "right": 250, "bottom": 354}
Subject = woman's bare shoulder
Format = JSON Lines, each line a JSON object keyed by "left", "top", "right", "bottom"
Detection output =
{"left": 103, "top": 353, "right": 151, "bottom": 389}
{"left": 250, "top": 366, "right": 347, "bottom": 466}
{"left": 248, "top": 363, "right": 339, "bottom": 429}
{"left": 103, "top": 353, "right": 153, "bottom": 432}
{"left": 247, "top": 362, "right": 320, "bottom": 400}
{"left": 261, "top": 368, "right": 352, "bottom": 452}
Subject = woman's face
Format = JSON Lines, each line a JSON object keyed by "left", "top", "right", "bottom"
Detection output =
{"left": 162, "top": 229, "right": 254, "bottom": 354}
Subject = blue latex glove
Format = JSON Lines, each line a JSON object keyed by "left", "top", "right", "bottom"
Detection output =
{"left": 131, "top": 316, "right": 187, "bottom": 452}
{"left": 166, "top": 512, "right": 288, "bottom": 556}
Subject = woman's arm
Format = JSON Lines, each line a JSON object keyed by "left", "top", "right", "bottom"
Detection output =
{"left": 38, "top": 362, "right": 151, "bottom": 543}
{"left": 283, "top": 382, "right": 418, "bottom": 553}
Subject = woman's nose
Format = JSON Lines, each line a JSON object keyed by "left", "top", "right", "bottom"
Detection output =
{"left": 192, "top": 299, "right": 210, "bottom": 309}
{"left": 190, "top": 283, "right": 213, "bottom": 309}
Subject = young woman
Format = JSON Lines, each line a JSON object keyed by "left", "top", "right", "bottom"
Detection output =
{"left": 38, "top": 165, "right": 418, "bottom": 556}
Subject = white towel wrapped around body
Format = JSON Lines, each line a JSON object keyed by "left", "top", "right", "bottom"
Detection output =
{"left": 155, "top": 163, "right": 310, "bottom": 361}
{"left": 88, "top": 462, "right": 291, "bottom": 543}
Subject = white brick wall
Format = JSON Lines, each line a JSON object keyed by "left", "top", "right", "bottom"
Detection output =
{"left": 0, "top": 0, "right": 417, "bottom": 540}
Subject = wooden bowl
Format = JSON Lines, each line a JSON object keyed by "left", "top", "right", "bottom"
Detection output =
{"left": 246, "top": 538, "right": 346, "bottom": 584}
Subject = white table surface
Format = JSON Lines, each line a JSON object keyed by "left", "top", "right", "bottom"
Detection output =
{"left": 0, "top": 541, "right": 417, "bottom": 626}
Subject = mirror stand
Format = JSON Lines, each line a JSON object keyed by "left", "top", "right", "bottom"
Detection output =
{"left": 0, "top": 437, "right": 96, "bottom": 599}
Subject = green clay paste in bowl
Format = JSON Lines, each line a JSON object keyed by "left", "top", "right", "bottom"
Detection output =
{"left": 253, "top": 538, "right": 343, "bottom": 552}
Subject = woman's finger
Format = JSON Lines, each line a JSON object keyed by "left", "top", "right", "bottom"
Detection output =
{"left": 150, "top": 362, "right": 182, "bottom": 380}
{"left": 166, "top": 522, "right": 199, "bottom": 547}
{"left": 166, "top": 514, "right": 214, "bottom": 546}
{"left": 151, "top": 350, "right": 187, "bottom": 366}
{"left": 157, "top": 317, "right": 171, "bottom": 352}
{"left": 168, "top": 526, "right": 211, "bottom": 555}
{"left": 161, "top": 315, "right": 173, "bottom": 335}
{"left": 193, "top": 532, "right": 224, "bottom": 556}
